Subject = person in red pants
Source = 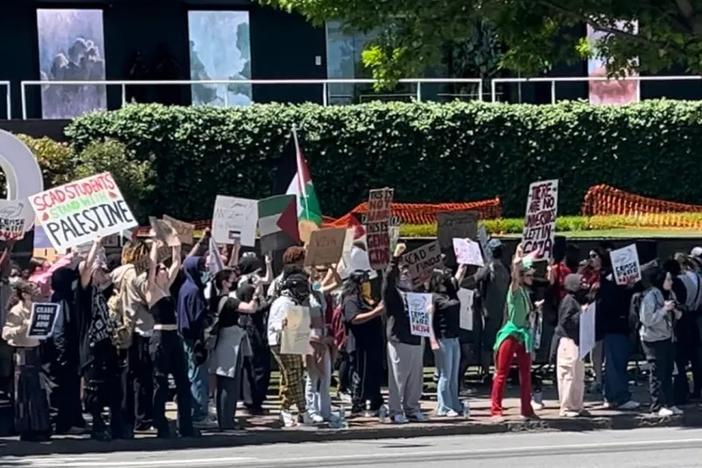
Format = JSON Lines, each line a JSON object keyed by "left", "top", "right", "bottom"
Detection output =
{"left": 490, "top": 245, "right": 537, "bottom": 418}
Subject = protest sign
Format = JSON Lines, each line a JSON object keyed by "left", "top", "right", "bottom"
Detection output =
{"left": 0, "top": 199, "right": 34, "bottom": 241}
{"left": 402, "top": 241, "right": 442, "bottom": 288}
{"left": 212, "top": 196, "right": 257, "bottom": 246}
{"left": 27, "top": 303, "right": 60, "bottom": 339}
{"left": 366, "top": 188, "right": 394, "bottom": 270}
{"left": 304, "top": 228, "right": 346, "bottom": 267}
{"left": 579, "top": 303, "right": 597, "bottom": 360}
{"left": 611, "top": 244, "right": 641, "bottom": 285}
{"left": 163, "top": 215, "right": 194, "bottom": 245}
{"left": 522, "top": 179, "right": 558, "bottom": 259}
{"left": 457, "top": 288, "right": 475, "bottom": 331}
{"left": 280, "top": 305, "right": 311, "bottom": 355}
{"left": 29, "top": 172, "right": 137, "bottom": 253}
{"left": 452, "top": 238, "right": 484, "bottom": 267}
{"left": 437, "top": 211, "right": 478, "bottom": 248}
{"left": 149, "top": 217, "right": 180, "bottom": 247}
{"left": 405, "top": 292, "right": 432, "bottom": 337}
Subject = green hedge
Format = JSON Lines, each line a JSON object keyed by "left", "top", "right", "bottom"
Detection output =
{"left": 65, "top": 100, "right": 702, "bottom": 221}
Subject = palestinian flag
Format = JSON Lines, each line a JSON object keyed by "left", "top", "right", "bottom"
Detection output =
{"left": 279, "top": 127, "right": 323, "bottom": 242}
{"left": 258, "top": 194, "right": 300, "bottom": 253}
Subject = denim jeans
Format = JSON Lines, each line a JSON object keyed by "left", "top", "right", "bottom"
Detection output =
{"left": 183, "top": 338, "right": 209, "bottom": 421}
{"left": 604, "top": 333, "right": 632, "bottom": 406}
{"left": 435, "top": 337, "right": 461, "bottom": 414}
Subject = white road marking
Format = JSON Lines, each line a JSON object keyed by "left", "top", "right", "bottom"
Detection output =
{"left": 22, "top": 456, "right": 255, "bottom": 467}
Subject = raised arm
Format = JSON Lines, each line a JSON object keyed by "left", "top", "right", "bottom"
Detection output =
{"left": 0, "top": 240, "right": 16, "bottom": 274}
{"left": 80, "top": 238, "right": 101, "bottom": 289}
{"left": 510, "top": 244, "right": 525, "bottom": 292}
{"left": 188, "top": 228, "right": 210, "bottom": 258}
{"left": 321, "top": 265, "right": 341, "bottom": 294}
{"left": 455, "top": 263, "right": 468, "bottom": 284}
{"left": 167, "top": 244, "right": 182, "bottom": 287}
{"left": 227, "top": 240, "right": 241, "bottom": 268}
{"left": 147, "top": 239, "right": 160, "bottom": 288}
{"left": 260, "top": 254, "right": 273, "bottom": 285}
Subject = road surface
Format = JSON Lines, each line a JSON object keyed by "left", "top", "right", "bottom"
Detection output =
{"left": 4, "top": 427, "right": 702, "bottom": 468}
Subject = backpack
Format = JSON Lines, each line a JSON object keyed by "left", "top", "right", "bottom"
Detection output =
{"left": 330, "top": 303, "right": 347, "bottom": 351}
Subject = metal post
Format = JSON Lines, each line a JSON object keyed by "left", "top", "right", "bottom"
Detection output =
{"left": 416, "top": 81, "right": 422, "bottom": 102}
{"left": 121, "top": 84, "right": 127, "bottom": 107}
{"left": 322, "top": 82, "right": 328, "bottom": 106}
{"left": 550, "top": 80, "right": 556, "bottom": 104}
{"left": 5, "top": 85, "right": 11, "bottom": 120}
{"left": 491, "top": 80, "right": 497, "bottom": 103}
{"left": 478, "top": 80, "right": 483, "bottom": 102}
{"left": 21, "top": 83, "right": 27, "bottom": 120}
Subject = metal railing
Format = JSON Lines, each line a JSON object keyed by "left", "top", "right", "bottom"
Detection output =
{"left": 20, "top": 78, "right": 484, "bottom": 119}
{"left": 0, "top": 82, "right": 10, "bottom": 120}
{"left": 491, "top": 75, "right": 702, "bottom": 104}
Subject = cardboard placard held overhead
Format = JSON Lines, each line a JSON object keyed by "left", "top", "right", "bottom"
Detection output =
{"left": 437, "top": 211, "right": 478, "bottom": 267}
{"left": 212, "top": 196, "right": 258, "bottom": 246}
{"left": 163, "top": 215, "right": 194, "bottom": 245}
{"left": 0, "top": 199, "right": 35, "bottom": 241}
{"left": 365, "top": 188, "right": 394, "bottom": 270}
{"left": 452, "top": 238, "right": 484, "bottom": 267}
{"left": 29, "top": 172, "right": 138, "bottom": 253}
{"left": 402, "top": 241, "right": 442, "bottom": 288}
{"left": 522, "top": 179, "right": 558, "bottom": 259}
{"left": 611, "top": 244, "right": 642, "bottom": 285}
{"left": 304, "top": 228, "right": 347, "bottom": 267}
{"left": 149, "top": 217, "right": 180, "bottom": 247}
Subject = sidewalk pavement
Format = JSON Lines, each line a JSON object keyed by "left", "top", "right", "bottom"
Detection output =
{"left": 3, "top": 377, "right": 702, "bottom": 457}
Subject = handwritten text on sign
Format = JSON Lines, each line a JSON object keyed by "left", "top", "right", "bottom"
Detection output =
{"left": 402, "top": 241, "right": 442, "bottom": 287}
{"left": 27, "top": 303, "right": 60, "bottom": 339}
{"left": 366, "top": 188, "right": 394, "bottom": 270}
{"left": 522, "top": 179, "right": 558, "bottom": 259}
{"left": 611, "top": 244, "right": 641, "bottom": 286}
{"left": 29, "top": 172, "right": 137, "bottom": 253}
{"left": 405, "top": 292, "right": 432, "bottom": 337}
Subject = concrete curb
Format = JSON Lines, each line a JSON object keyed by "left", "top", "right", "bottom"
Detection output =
{"left": 2, "top": 412, "right": 702, "bottom": 457}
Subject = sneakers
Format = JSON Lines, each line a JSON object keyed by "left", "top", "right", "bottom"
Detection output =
{"left": 562, "top": 411, "right": 580, "bottom": 418}
{"left": 445, "top": 410, "right": 460, "bottom": 418}
{"left": 309, "top": 413, "right": 325, "bottom": 424}
{"left": 280, "top": 410, "right": 295, "bottom": 428}
{"left": 193, "top": 414, "right": 218, "bottom": 429}
{"left": 531, "top": 401, "right": 544, "bottom": 411}
{"left": 658, "top": 407, "right": 674, "bottom": 417}
{"left": 337, "top": 391, "right": 352, "bottom": 403}
{"left": 298, "top": 413, "right": 316, "bottom": 426}
{"left": 407, "top": 412, "right": 428, "bottom": 422}
{"left": 618, "top": 400, "right": 640, "bottom": 411}
{"left": 392, "top": 414, "right": 409, "bottom": 424}
{"left": 671, "top": 406, "right": 684, "bottom": 416}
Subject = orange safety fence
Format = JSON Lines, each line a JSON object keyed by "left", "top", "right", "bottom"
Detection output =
{"left": 582, "top": 184, "right": 702, "bottom": 229}
{"left": 324, "top": 198, "right": 503, "bottom": 228}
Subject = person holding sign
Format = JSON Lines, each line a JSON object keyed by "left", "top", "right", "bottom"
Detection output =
{"left": 639, "top": 268, "right": 681, "bottom": 417}
{"left": 342, "top": 270, "right": 385, "bottom": 415}
{"left": 2, "top": 281, "right": 51, "bottom": 441}
{"left": 78, "top": 238, "right": 131, "bottom": 441}
{"left": 144, "top": 236, "right": 199, "bottom": 438}
{"left": 490, "top": 244, "right": 537, "bottom": 419}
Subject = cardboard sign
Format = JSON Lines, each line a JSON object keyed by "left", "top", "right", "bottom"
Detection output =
{"left": 522, "top": 179, "right": 558, "bottom": 259}
{"left": 366, "top": 188, "right": 394, "bottom": 270}
{"left": 212, "top": 196, "right": 257, "bottom": 246}
{"left": 611, "top": 244, "right": 641, "bottom": 285}
{"left": 305, "top": 228, "right": 346, "bottom": 267}
{"left": 437, "top": 211, "right": 478, "bottom": 249}
{"left": 163, "top": 215, "right": 194, "bottom": 245}
{"left": 452, "top": 238, "right": 484, "bottom": 267}
{"left": 579, "top": 302, "right": 596, "bottom": 360}
{"left": 27, "top": 302, "right": 60, "bottom": 339}
{"left": 405, "top": 292, "right": 432, "bottom": 337}
{"left": 280, "top": 305, "right": 311, "bottom": 355}
{"left": 29, "top": 172, "right": 137, "bottom": 253}
{"left": 458, "top": 288, "right": 475, "bottom": 331}
{"left": 0, "top": 199, "right": 34, "bottom": 241}
{"left": 149, "top": 217, "right": 180, "bottom": 247}
{"left": 402, "top": 241, "right": 442, "bottom": 287}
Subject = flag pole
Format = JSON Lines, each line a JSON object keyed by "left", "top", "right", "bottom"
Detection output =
{"left": 291, "top": 125, "right": 311, "bottom": 220}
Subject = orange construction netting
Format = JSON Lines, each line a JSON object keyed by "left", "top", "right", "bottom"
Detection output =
{"left": 582, "top": 184, "right": 702, "bottom": 229}
{"left": 324, "top": 198, "right": 502, "bottom": 227}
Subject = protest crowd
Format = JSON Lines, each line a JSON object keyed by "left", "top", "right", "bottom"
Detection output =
{"left": 1, "top": 160, "right": 702, "bottom": 444}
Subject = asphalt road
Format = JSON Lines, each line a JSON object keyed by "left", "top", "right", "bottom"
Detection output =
{"left": 4, "top": 427, "right": 702, "bottom": 468}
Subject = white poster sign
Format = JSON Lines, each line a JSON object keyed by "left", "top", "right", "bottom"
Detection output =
{"left": 0, "top": 199, "right": 35, "bottom": 241}
{"left": 405, "top": 292, "right": 432, "bottom": 337}
{"left": 579, "top": 302, "right": 596, "bottom": 360}
{"left": 212, "top": 195, "right": 258, "bottom": 246}
{"left": 280, "top": 305, "right": 311, "bottom": 355}
{"left": 452, "top": 238, "right": 484, "bottom": 267}
{"left": 611, "top": 244, "right": 641, "bottom": 285}
{"left": 457, "top": 288, "right": 475, "bottom": 331}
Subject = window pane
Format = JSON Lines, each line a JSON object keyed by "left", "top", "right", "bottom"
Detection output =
{"left": 37, "top": 9, "right": 106, "bottom": 119}
{"left": 188, "top": 11, "right": 252, "bottom": 106}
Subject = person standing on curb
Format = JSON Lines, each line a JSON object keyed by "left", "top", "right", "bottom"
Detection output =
{"left": 383, "top": 243, "right": 426, "bottom": 424}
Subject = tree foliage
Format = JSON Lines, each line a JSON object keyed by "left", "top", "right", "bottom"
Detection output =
{"left": 257, "top": 0, "right": 702, "bottom": 83}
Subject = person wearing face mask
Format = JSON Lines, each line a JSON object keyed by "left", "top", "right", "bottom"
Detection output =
{"left": 77, "top": 238, "right": 130, "bottom": 441}
{"left": 145, "top": 237, "right": 199, "bottom": 438}
{"left": 268, "top": 267, "right": 314, "bottom": 427}
{"left": 2, "top": 281, "right": 52, "bottom": 441}
{"left": 177, "top": 253, "right": 211, "bottom": 424}
{"left": 343, "top": 269, "right": 385, "bottom": 415}
{"left": 490, "top": 244, "right": 537, "bottom": 419}
{"left": 555, "top": 274, "right": 589, "bottom": 417}
{"left": 382, "top": 243, "right": 426, "bottom": 424}
{"left": 640, "top": 267, "right": 682, "bottom": 417}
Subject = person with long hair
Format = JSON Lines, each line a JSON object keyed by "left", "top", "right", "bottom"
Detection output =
{"left": 584, "top": 248, "right": 606, "bottom": 395}
{"left": 490, "top": 244, "right": 536, "bottom": 419}
{"left": 2, "top": 281, "right": 51, "bottom": 441}
{"left": 430, "top": 264, "right": 467, "bottom": 417}
{"left": 342, "top": 269, "right": 385, "bottom": 415}
{"left": 207, "top": 267, "right": 259, "bottom": 431}
{"left": 640, "top": 267, "right": 681, "bottom": 417}
{"left": 145, "top": 237, "right": 198, "bottom": 438}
